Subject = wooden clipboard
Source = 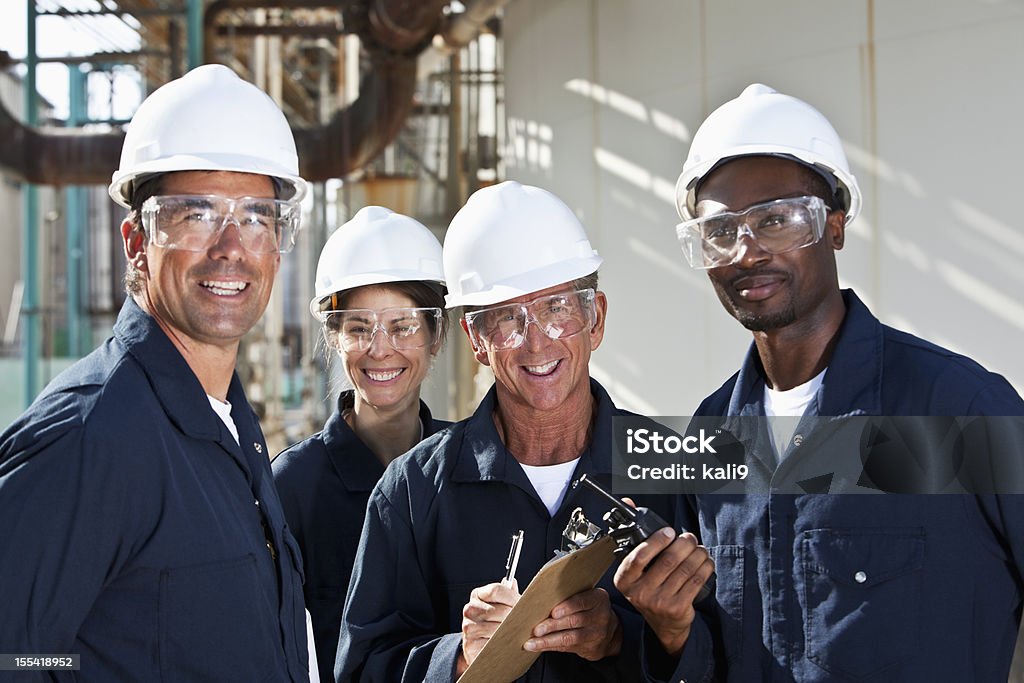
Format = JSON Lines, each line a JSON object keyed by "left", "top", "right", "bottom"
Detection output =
{"left": 456, "top": 535, "right": 618, "bottom": 683}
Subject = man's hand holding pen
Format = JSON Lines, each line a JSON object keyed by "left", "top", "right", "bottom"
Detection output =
{"left": 456, "top": 530, "right": 524, "bottom": 675}
{"left": 456, "top": 528, "right": 623, "bottom": 675}
{"left": 458, "top": 579, "right": 521, "bottom": 675}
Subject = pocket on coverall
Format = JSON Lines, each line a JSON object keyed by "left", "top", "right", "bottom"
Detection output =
{"left": 800, "top": 528, "right": 924, "bottom": 680}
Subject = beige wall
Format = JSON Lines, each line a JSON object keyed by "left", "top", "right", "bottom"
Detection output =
{"left": 502, "top": 0, "right": 1024, "bottom": 415}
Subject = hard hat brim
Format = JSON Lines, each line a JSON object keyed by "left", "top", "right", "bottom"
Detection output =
{"left": 309, "top": 271, "right": 447, "bottom": 318}
{"left": 444, "top": 254, "right": 603, "bottom": 309}
{"left": 675, "top": 147, "right": 861, "bottom": 226}
{"left": 108, "top": 153, "right": 308, "bottom": 208}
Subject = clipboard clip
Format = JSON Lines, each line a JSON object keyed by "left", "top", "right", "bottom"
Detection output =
{"left": 563, "top": 474, "right": 671, "bottom": 558}
{"left": 564, "top": 474, "right": 715, "bottom": 603}
{"left": 561, "top": 508, "right": 603, "bottom": 552}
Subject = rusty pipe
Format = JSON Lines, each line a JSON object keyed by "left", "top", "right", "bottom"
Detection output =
{"left": 365, "top": 0, "right": 447, "bottom": 54}
{"left": 0, "top": 0, "right": 447, "bottom": 187}
{"left": 294, "top": 51, "right": 418, "bottom": 180}
{"left": 0, "top": 55, "right": 416, "bottom": 186}
{"left": 0, "top": 103, "right": 125, "bottom": 186}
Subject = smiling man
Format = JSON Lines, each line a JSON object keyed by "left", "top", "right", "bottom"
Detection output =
{"left": 0, "top": 65, "right": 312, "bottom": 681}
{"left": 336, "top": 181, "right": 714, "bottom": 682}
{"left": 669, "top": 84, "right": 1024, "bottom": 681}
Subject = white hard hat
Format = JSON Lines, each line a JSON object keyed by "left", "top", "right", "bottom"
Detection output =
{"left": 443, "top": 181, "right": 603, "bottom": 308}
{"left": 675, "top": 83, "right": 861, "bottom": 225}
{"left": 310, "top": 206, "right": 445, "bottom": 316}
{"left": 109, "top": 64, "right": 308, "bottom": 208}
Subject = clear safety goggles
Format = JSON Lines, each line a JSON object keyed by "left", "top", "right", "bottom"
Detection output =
{"left": 675, "top": 195, "right": 830, "bottom": 269}
{"left": 317, "top": 306, "right": 443, "bottom": 352}
{"left": 464, "top": 288, "right": 596, "bottom": 352}
{"left": 141, "top": 194, "right": 302, "bottom": 254}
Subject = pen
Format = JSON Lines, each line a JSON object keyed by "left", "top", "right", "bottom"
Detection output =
{"left": 503, "top": 530, "right": 525, "bottom": 585}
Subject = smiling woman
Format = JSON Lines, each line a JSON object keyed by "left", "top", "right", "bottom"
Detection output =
{"left": 271, "top": 205, "right": 451, "bottom": 682}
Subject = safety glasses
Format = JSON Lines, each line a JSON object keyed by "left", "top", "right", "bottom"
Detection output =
{"left": 141, "top": 194, "right": 302, "bottom": 254}
{"left": 464, "top": 288, "right": 596, "bottom": 352}
{"left": 675, "top": 195, "right": 829, "bottom": 269}
{"left": 317, "top": 307, "right": 443, "bottom": 352}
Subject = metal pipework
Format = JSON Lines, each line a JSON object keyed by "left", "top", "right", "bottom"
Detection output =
{"left": 0, "top": 0, "right": 512, "bottom": 186}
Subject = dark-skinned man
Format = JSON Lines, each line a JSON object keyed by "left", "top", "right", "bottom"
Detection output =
{"left": 669, "top": 83, "right": 1024, "bottom": 681}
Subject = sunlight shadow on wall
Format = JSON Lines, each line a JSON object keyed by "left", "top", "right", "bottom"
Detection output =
{"left": 934, "top": 259, "right": 1024, "bottom": 333}
{"left": 564, "top": 78, "right": 691, "bottom": 142}
{"left": 949, "top": 199, "right": 1024, "bottom": 259}
{"left": 594, "top": 147, "right": 675, "bottom": 205}
{"left": 842, "top": 141, "right": 927, "bottom": 199}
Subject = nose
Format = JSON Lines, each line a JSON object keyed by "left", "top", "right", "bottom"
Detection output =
{"left": 365, "top": 325, "right": 392, "bottom": 359}
{"left": 521, "top": 315, "right": 552, "bottom": 353}
{"left": 730, "top": 224, "right": 770, "bottom": 269}
{"left": 208, "top": 216, "right": 246, "bottom": 261}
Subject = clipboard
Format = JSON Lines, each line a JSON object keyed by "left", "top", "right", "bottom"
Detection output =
{"left": 457, "top": 535, "right": 618, "bottom": 683}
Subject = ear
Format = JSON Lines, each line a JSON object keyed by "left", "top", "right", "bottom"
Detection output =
{"left": 460, "top": 318, "right": 490, "bottom": 367}
{"left": 827, "top": 210, "right": 846, "bottom": 251}
{"left": 121, "top": 217, "right": 148, "bottom": 271}
{"left": 589, "top": 290, "right": 608, "bottom": 351}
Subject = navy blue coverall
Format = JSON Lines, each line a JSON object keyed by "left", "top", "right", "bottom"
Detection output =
{"left": 336, "top": 379, "right": 715, "bottom": 683}
{"left": 672, "top": 289, "right": 1024, "bottom": 682}
{"left": 272, "top": 390, "right": 450, "bottom": 680}
{"left": 0, "top": 299, "right": 309, "bottom": 682}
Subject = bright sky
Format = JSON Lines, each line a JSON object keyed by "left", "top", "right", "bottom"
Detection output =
{"left": 1, "top": 1, "right": 142, "bottom": 121}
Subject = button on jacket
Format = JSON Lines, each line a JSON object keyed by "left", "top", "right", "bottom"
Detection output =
{"left": 272, "top": 391, "right": 450, "bottom": 680}
{"left": 0, "top": 298, "right": 309, "bottom": 683}
{"left": 677, "top": 289, "right": 1024, "bottom": 682}
{"left": 336, "top": 379, "right": 713, "bottom": 683}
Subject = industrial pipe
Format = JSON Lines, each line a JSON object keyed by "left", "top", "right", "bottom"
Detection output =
{"left": 0, "top": 0, "right": 509, "bottom": 186}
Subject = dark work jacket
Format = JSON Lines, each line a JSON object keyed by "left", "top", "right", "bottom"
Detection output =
{"left": 336, "top": 379, "right": 714, "bottom": 683}
{"left": 0, "top": 298, "right": 309, "bottom": 682}
{"left": 676, "top": 289, "right": 1024, "bottom": 682}
{"left": 272, "top": 391, "right": 450, "bottom": 681}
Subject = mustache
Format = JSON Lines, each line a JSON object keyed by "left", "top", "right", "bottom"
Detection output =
{"left": 727, "top": 267, "right": 788, "bottom": 289}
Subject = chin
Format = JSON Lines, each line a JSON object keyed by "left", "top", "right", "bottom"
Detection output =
{"left": 363, "top": 384, "right": 415, "bottom": 408}
{"left": 358, "top": 387, "right": 398, "bottom": 406}
{"left": 735, "top": 307, "right": 796, "bottom": 331}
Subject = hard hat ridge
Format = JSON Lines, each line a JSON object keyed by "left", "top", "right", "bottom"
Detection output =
{"left": 310, "top": 206, "right": 445, "bottom": 317}
{"left": 442, "top": 181, "right": 603, "bottom": 308}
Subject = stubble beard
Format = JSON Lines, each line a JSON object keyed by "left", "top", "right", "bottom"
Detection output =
{"left": 734, "top": 306, "right": 797, "bottom": 331}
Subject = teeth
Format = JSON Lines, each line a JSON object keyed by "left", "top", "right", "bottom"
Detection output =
{"left": 525, "top": 360, "right": 559, "bottom": 375}
{"left": 366, "top": 368, "right": 404, "bottom": 382}
{"left": 201, "top": 280, "right": 247, "bottom": 296}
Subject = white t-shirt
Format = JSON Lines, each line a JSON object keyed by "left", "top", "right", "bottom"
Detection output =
{"left": 207, "top": 395, "right": 239, "bottom": 445}
{"left": 763, "top": 368, "right": 826, "bottom": 460}
{"left": 305, "top": 609, "right": 320, "bottom": 683}
{"left": 520, "top": 458, "right": 581, "bottom": 516}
